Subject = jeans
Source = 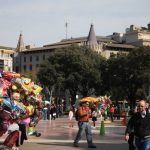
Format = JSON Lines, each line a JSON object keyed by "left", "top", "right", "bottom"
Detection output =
{"left": 135, "top": 137, "right": 150, "bottom": 150}
{"left": 74, "top": 122, "right": 93, "bottom": 146}
{"left": 128, "top": 132, "right": 135, "bottom": 150}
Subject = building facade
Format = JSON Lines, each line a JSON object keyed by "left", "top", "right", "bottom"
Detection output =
{"left": 13, "top": 24, "right": 136, "bottom": 80}
{"left": 0, "top": 46, "right": 14, "bottom": 71}
{"left": 124, "top": 23, "right": 150, "bottom": 46}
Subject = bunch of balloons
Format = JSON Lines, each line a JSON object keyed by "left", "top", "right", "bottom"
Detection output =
{"left": 0, "top": 71, "right": 43, "bottom": 137}
{"left": 97, "top": 96, "right": 112, "bottom": 109}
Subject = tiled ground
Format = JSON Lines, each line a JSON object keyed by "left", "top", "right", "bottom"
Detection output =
{"left": 0, "top": 117, "right": 128, "bottom": 150}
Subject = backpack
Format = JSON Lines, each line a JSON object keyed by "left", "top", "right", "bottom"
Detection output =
{"left": 75, "top": 109, "right": 79, "bottom": 121}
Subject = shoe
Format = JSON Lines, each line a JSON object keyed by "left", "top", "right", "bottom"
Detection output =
{"left": 36, "top": 132, "right": 41, "bottom": 137}
{"left": 12, "top": 147, "right": 19, "bottom": 150}
{"left": 73, "top": 143, "right": 79, "bottom": 147}
{"left": 88, "top": 145, "right": 96, "bottom": 148}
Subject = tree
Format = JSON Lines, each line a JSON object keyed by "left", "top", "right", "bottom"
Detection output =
{"left": 101, "top": 53, "right": 128, "bottom": 101}
{"left": 37, "top": 45, "right": 104, "bottom": 103}
{"left": 104, "top": 46, "right": 150, "bottom": 108}
{"left": 125, "top": 46, "right": 150, "bottom": 107}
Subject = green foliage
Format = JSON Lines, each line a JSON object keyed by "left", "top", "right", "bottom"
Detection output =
{"left": 37, "top": 45, "right": 105, "bottom": 100}
{"left": 104, "top": 46, "right": 150, "bottom": 107}
{"left": 37, "top": 45, "right": 150, "bottom": 107}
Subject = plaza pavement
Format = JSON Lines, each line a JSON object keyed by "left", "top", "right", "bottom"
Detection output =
{"left": 0, "top": 117, "right": 128, "bottom": 150}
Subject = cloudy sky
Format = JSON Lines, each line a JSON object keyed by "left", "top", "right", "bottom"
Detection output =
{"left": 0, "top": 0, "right": 149, "bottom": 48}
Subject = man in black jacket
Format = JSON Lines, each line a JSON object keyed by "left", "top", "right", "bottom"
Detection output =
{"left": 125, "top": 100, "right": 150, "bottom": 150}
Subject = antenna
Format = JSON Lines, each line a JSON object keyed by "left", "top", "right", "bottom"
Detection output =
{"left": 65, "top": 22, "right": 68, "bottom": 39}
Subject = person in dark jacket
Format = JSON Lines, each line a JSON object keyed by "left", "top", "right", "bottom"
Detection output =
{"left": 50, "top": 104, "right": 57, "bottom": 120}
{"left": 125, "top": 100, "right": 150, "bottom": 150}
{"left": 125, "top": 108, "right": 136, "bottom": 150}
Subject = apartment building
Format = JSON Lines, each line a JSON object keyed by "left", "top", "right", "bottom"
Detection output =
{"left": 0, "top": 46, "right": 14, "bottom": 71}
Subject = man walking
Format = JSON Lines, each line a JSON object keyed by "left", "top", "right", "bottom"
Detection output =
{"left": 73, "top": 101, "right": 96, "bottom": 148}
{"left": 125, "top": 100, "right": 150, "bottom": 150}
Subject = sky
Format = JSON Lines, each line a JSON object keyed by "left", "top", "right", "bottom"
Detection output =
{"left": 0, "top": 0, "right": 150, "bottom": 48}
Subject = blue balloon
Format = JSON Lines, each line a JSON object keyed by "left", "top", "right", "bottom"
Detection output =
{"left": 2, "top": 96, "right": 13, "bottom": 110}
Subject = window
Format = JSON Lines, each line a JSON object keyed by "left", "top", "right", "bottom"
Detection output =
{"left": 30, "top": 56, "right": 32, "bottom": 62}
{"left": 110, "top": 52, "right": 115, "bottom": 57}
{"left": 36, "top": 56, "right": 39, "bottom": 61}
{"left": 24, "top": 57, "right": 26, "bottom": 62}
{"left": 29, "top": 65, "right": 32, "bottom": 71}
{"left": 24, "top": 65, "right": 26, "bottom": 71}
{"left": 43, "top": 54, "right": 45, "bottom": 60}
{"left": 0, "top": 59, "right": 4, "bottom": 70}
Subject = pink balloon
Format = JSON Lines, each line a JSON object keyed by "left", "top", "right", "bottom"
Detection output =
{"left": 20, "top": 117, "right": 31, "bottom": 125}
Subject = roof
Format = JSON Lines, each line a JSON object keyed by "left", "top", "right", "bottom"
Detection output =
{"left": 87, "top": 24, "right": 98, "bottom": 45}
{"left": 21, "top": 44, "right": 70, "bottom": 53}
{"left": 20, "top": 24, "right": 133, "bottom": 54}
{"left": 105, "top": 43, "right": 135, "bottom": 49}
{"left": 0, "top": 46, "right": 15, "bottom": 50}
{"left": 43, "top": 36, "right": 116, "bottom": 47}
{"left": 16, "top": 33, "right": 25, "bottom": 52}
{"left": 21, "top": 42, "right": 134, "bottom": 54}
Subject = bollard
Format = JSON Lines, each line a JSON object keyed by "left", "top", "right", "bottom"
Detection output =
{"left": 100, "top": 120, "right": 105, "bottom": 136}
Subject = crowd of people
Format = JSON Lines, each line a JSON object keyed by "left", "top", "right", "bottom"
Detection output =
{"left": 41, "top": 103, "right": 64, "bottom": 121}
{"left": 25, "top": 94, "right": 149, "bottom": 150}
{"left": 72, "top": 98, "right": 150, "bottom": 150}
{"left": 41, "top": 97, "right": 150, "bottom": 150}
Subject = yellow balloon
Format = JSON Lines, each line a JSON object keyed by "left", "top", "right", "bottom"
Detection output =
{"left": 26, "top": 105, "right": 34, "bottom": 116}
{"left": 25, "top": 91, "right": 29, "bottom": 95}
{"left": 12, "top": 85, "right": 17, "bottom": 91}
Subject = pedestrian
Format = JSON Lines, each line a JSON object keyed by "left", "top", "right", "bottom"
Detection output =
{"left": 42, "top": 105, "right": 48, "bottom": 120}
{"left": 91, "top": 105, "right": 98, "bottom": 127}
{"left": 125, "top": 108, "right": 136, "bottom": 150}
{"left": 73, "top": 101, "right": 96, "bottom": 148}
{"left": 109, "top": 104, "right": 115, "bottom": 122}
{"left": 46, "top": 104, "right": 50, "bottom": 120}
{"left": 116, "top": 105, "right": 121, "bottom": 120}
{"left": 68, "top": 108, "right": 74, "bottom": 127}
{"left": 50, "top": 104, "right": 57, "bottom": 120}
{"left": 125, "top": 100, "right": 150, "bottom": 150}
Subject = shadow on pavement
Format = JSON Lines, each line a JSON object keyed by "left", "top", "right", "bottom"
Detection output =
{"left": 36, "top": 142, "right": 128, "bottom": 150}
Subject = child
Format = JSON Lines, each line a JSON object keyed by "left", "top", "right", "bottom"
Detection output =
{"left": 92, "top": 108, "right": 98, "bottom": 127}
{"left": 68, "top": 108, "right": 74, "bottom": 127}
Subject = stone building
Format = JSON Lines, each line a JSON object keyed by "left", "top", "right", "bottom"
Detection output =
{"left": 0, "top": 46, "right": 14, "bottom": 71}
{"left": 123, "top": 23, "right": 150, "bottom": 46}
{"left": 13, "top": 24, "right": 135, "bottom": 80}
